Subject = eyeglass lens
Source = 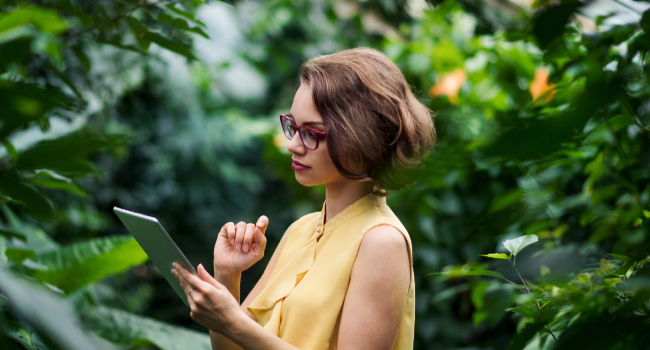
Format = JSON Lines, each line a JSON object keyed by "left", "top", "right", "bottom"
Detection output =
{"left": 281, "top": 117, "right": 318, "bottom": 149}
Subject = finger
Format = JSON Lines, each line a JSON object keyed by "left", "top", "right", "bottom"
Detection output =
{"left": 234, "top": 222, "right": 246, "bottom": 250}
{"left": 173, "top": 262, "right": 214, "bottom": 295}
{"left": 197, "top": 264, "right": 227, "bottom": 291}
{"left": 224, "top": 222, "right": 236, "bottom": 246}
{"left": 219, "top": 222, "right": 233, "bottom": 239}
{"left": 252, "top": 226, "right": 267, "bottom": 252}
{"left": 256, "top": 215, "right": 269, "bottom": 234}
{"left": 242, "top": 223, "right": 256, "bottom": 253}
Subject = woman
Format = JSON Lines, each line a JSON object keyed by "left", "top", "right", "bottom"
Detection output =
{"left": 172, "top": 47, "right": 436, "bottom": 350}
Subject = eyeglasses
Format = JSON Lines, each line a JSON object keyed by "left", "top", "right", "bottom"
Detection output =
{"left": 279, "top": 114, "right": 326, "bottom": 150}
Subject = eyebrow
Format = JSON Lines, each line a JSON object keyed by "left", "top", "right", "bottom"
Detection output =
{"left": 287, "top": 113, "right": 325, "bottom": 126}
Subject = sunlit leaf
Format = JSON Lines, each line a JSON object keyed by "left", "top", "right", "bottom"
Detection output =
{"left": 503, "top": 234, "right": 538, "bottom": 257}
{"left": 480, "top": 253, "right": 509, "bottom": 260}
{"left": 0, "top": 6, "right": 68, "bottom": 35}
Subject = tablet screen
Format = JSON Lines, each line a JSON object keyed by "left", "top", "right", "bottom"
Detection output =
{"left": 113, "top": 207, "right": 196, "bottom": 307}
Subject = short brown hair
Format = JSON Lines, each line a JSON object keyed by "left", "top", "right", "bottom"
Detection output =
{"left": 299, "top": 47, "right": 436, "bottom": 196}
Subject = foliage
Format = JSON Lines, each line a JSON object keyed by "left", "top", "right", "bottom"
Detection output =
{"left": 1, "top": 0, "right": 650, "bottom": 349}
{"left": 0, "top": 0, "right": 216, "bottom": 348}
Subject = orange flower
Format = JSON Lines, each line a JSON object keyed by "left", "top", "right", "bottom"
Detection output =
{"left": 530, "top": 68, "right": 557, "bottom": 104}
{"left": 428, "top": 68, "right": 467, "bottom": 104}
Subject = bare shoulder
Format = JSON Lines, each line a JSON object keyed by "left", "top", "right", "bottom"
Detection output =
{"left": 358, "top": 225, "right": 409, "bottom": 259}
{"left": 353, "top": 224, "right": 410, "bottom": 285}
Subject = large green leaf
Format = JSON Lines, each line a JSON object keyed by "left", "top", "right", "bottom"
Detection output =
{"left": 16, "top": 129, "right": 128, "bottom": 178}
{"left": 32, "top": 235, "right": 148, "bottom": 294}
{"left": 84, "top": 306, "right": 212, "bottom": 350}
{"left": 0, "top": 266, "right": 118, "bottom": 350}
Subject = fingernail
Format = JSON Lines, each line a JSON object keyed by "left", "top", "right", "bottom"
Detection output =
{"left": 243, "top": 244, "right": 249, "bottom": 252}
{"left": 235, "top": 242, "right": 241, "bottom": 250}
{"left": 257, "top": 222, "right": 262, "bottom": 226}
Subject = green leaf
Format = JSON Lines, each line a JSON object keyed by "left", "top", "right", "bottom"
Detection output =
{"left": 0, "top": 319, "right": 45, "bottom": 350}
{"left": 614, "top": 259, "right": 635, "bottom": 276}
{"left": 0, "top": 81, "right": 65, "bottom": 140}
{"left": 32, "top": 169, "right": 86, "bottom": 196}
{"left": 42, "top": 60, "right": 84, "bottom": 100}
{"left": 507, "top": 305, "right": 540, "bottom": 318}
{"left": 84, "top": 306, "right": 212, "bottom": 350}
{"left": 503, "top": 234, "right": 539, "bottom": 257}
{"left": 0, "top": 37, "right": 32, "bottom": 67}
{"left": 507, "top": 303, "right": 559, "bottom": 350}
{"left": 5, "top": 248, "right": 36, "bottom": 263}
{"left": 0, "top": 266, "right": 119, "bottom": 350}
{"left": 126, "top": 17, "right": 151, "bottom": 52}
{"left": 608, "top": 253, "right": 631, "bottom": 261}
{"left": 143, "top": 31, "right": 197, "bottom": 60}
{"left": 480, "top": 253, "right": 509, "bottom": 260}
{"left": 166, "top": 5, "right": 194, "bottom": 20}
{"left": 0, "top": 228, "right": 26, "bottom": 242}
{"left": 16, "top": 129, "right": 128, "bottom": 178}
{"left": 532, "top": 1, "right": 580, "bottom": 48}
{"left": 582, "top": 115, "right": 637, "bottom": 145}
{"left": 643, "top": 210, "right": 650, "bottom": 219}
{"left": 157, "top": 14, "right": 209, "bottom": 39}
{"left": 32, "top": 235, "right": 149, "bottom": 294}
{"left": 0, "top": 171, "right": 54, "bottom": 220}
{"left": 0, "top": 6, "right": 68, "bottom": 35}
{"left": 71, "top": 45, "right": 91, "bottom": 71}
{"left": 1, "top": 139, "right": 18, "bottom": 162}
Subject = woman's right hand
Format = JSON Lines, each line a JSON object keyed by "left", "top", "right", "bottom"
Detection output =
{"left": 213, "top": 216, "right": 269, "bottom": 275}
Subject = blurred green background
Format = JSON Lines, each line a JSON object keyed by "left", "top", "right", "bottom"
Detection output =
{"left": 1, "top": 0, "right": 650, "bottom": 349}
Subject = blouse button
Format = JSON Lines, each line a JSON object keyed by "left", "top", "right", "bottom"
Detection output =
{"left": 317, "top": 228, "right": 321, "bottom": 232}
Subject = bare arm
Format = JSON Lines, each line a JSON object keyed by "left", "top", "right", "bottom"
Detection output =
{"left": 209, "top": 222, "right": 295, "bottom": 350}
{"left": 337, "top": 225, "right": 411, "bottom": 350}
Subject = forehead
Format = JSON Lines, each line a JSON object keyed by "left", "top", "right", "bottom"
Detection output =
{"left": 290, "top": 83, "right": 324, "bottom": 124}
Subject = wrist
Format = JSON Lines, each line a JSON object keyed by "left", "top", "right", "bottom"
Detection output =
{"left": 214, "top": 267, "right": 241, "bottom": 283}
{"left": 224, "top": 309, "right": 253, "bottom": 343}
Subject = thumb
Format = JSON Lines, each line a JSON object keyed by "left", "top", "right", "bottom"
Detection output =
{"left": 256, "top": 215, "right": 269, "bottom": 234}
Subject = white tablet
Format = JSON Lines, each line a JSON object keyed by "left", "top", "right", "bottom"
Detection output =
{"left": 113, "top": 207, "right": 197, "bottom": 307}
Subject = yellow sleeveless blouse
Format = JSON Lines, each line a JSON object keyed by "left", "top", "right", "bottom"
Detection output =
{"left": 248, "top": 193, "right": 415, "bottom": 349}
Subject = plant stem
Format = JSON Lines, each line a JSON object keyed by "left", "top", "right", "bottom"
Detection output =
{"left": 513, "top": 264, "right": 559, "bottom": 343}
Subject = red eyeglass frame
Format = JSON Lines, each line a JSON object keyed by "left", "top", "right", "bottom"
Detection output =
{"left": 279, "top": 114, "right": 326, "bottom": 150}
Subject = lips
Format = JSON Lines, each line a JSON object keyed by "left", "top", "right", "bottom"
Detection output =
{"left": 292, "top": 160, "right": 310, "bottom": 171}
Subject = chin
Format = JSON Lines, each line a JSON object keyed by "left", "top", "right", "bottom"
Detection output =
{"left": 294, "top": 172, "right": 323, "bottom": 187}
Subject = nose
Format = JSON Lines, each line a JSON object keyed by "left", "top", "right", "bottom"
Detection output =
{"left": 286, "top": 132, "right": 306, "bottom": 155}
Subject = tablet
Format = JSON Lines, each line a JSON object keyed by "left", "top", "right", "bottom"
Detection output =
{"left": 113, "top": 207, "right": 197, "bottom": 307}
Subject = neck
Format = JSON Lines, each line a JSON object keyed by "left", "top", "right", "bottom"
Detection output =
{"left": 324, "top": 181, "right": 371, "bottom": 225}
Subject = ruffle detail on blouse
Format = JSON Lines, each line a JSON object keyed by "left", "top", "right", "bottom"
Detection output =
{"left": 247, "top": 229, "right": 322, "bottom": 326}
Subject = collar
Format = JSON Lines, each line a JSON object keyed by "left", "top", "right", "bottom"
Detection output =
{"left": 315, "top": 193, "right": 385, "bottom": 235}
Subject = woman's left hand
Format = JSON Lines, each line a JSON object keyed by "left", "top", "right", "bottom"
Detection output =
{"left": 171, "top": 262, "right": 244, "bottom": 336}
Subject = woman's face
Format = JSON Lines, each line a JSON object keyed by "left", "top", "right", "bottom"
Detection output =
{"left": 287, "top": 83, "right": 347, "bottom": 187}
